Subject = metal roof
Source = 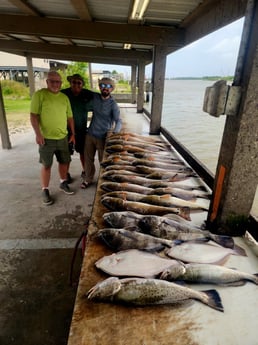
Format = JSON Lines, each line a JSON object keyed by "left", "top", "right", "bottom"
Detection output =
{"left": 0, "top": 0, "right": 247, "bottom": 67}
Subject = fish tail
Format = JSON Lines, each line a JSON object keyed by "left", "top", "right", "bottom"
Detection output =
{"left": 201, "top": 289, "right": 224, "bottom": 312}
{"left": 209, "top": 234, "right": 235, "bottom": 249}
{"left": 252, "top": 273, "right": 258, "bottom": 285}
{"left": 233, "top": 244, "right": 247, "bottom": 256}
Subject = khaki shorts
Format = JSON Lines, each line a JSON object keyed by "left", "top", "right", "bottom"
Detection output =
{"left": 39, "top": 137, "right": 71, "bottom": 167}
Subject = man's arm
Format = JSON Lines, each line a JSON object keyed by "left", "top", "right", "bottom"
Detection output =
{"left": 30, "top": 113, "right": 45, "bottom": 145}
{"left": 67, "top": 117, "right": 76, "bottom": 144}
{"left": 112, "top": 102, "right": 122, "bottom": 133}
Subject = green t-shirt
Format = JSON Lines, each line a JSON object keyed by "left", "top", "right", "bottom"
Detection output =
{"left": 30, "top": 88, "right": 73, "bottom": 139}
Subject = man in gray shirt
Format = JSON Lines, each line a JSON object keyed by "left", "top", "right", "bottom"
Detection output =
{"left": 81, "top": 77, "right": 122, "bottom": 188}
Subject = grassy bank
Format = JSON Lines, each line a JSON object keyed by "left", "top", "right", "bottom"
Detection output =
{"left": 4, "top": 98, "right": 31, "bottom": 128}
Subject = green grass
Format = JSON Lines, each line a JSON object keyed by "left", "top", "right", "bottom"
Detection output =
{"left": 4, "top": 98, "right": 30, "bottom": 113}
{"left": 3, "top": 98, "right": 31, "bottom": 128}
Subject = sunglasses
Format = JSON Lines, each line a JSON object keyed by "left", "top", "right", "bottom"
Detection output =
{"left": 72, "top": 81, "right": 83, "bottom": 86}
{"left": 99, "top": 83, "right": 112, "bottom": 88}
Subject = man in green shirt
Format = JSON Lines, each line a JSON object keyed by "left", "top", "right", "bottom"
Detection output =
{"left": 30, "top": 70, "right": 75, "bottom": 205}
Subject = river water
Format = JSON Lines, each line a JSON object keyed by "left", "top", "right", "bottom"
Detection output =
{"left": 147, "top": 79, "right": 258, "bottom": 216}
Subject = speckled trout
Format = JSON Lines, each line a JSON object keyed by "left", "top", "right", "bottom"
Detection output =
{"left": 87, "top": 276, "right": 224, "bottom": 312}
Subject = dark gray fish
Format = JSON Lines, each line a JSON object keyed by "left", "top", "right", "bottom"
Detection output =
{"left": 103, "top": 211, "right": 146, "bottom": 228}
{"left": 97, "top": 227, "right": 177, "bottom": 252}
{"left": 138, "top": 215, "right": 234, "bottom": 248}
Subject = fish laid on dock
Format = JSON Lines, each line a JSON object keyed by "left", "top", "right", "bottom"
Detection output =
{"left": 101, "top": 196, "right": 191, "bottom": 220}
{"left": 87, "top": 276, "right": 224, "bottom": 312}
{"left": 100, "top": 191, "right": 208, "bottom": 211}
{"left": 166, "top": 242, "right": 246, "bottom": 264}
{"left": 95, "top": 249, "right": 182, "bottom": 278}
{"left": 160, "top": 263, "right": 258, "bottom": 286}
{"left": 101, "top": 173, "right": 200, "bottom": 190}
{"left": 138, "top": 215, "right": 234, "bottom": 248}
{"left": 243, "top": 231, "right": 258, "bottom": 257}
{"left": 97, "top": 227, "right": 179, "bottom": 252}
{"left": 100, "top": 182, "right": 154, "bottom": 195}
{"left": 103, "top": 211, "right": 145, "bottom": 228}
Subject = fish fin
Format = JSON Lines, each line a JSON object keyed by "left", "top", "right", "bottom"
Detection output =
{"left": 219, "top": 281, "right": 246, "bottom": 287}
{"left": 124, "top": 226, "right": 141, "bottom": 232}
{"left": 160, "top": 194, "right": 171, "bottom": 200}
{"left": 209, "top": 234, "right": 235, "bottom": 249}
{"left": 168, "top": 174, "right": 178, "bottom": 182}
{"left": 179, "top": 207, "right": 191, "bottom": 221}
{"left": 233, "top": 244, "right": 247, "bottom": 256}
{"left": 201, "top": 289, "right": 224, "bottom": 312}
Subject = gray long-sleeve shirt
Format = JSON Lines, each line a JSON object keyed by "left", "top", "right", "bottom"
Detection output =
{"left": 87, "top": 93, "right": 122, "bottom": 139}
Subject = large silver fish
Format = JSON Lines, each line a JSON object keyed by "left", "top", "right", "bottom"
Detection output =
{"left": 160, "top": 263, "right": 258, "bottom": 286}
{"left": 166, "top": 242, "right": 246, "bottom": 264}
{"left": 138, "top": 215, "right": 234, "bottom": 248}
{"left": 101, "top": 196, "right": 191, "bottom": 220}
{"left": 95, "top": 249, "right": 182, "bottom": 278}
{"left": 87, "top": 276, "right": 224, "bottom": 312}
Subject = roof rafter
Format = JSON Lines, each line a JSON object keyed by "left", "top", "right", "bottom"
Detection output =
{"left": 70, "top": 0, "right": 92, "bottom": 21}
{"left": 0, "top": 14, "right": 184, "bottom": 47}
{"left": 0, "top": 39, "right": 152, "bottom": 64}
{"left": 8, "top": 0, "right": 43, "bottom": 16}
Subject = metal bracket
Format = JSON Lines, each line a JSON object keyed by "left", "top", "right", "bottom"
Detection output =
{"left": 203, "top": 80, "right": 242, "bottom": 117}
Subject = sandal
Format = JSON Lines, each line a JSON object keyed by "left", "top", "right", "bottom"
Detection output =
{"left": 80, "top": 181, "right": 91, "bottom": 189}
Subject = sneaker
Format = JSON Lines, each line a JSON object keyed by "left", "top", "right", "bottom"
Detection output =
{"left": 67, "top": 172, "right": 73, "bottom": 184}
{"left": 59, "top": 181, "right": 74, "bottom": 195}
{"left": 42, "top": 189, "right": 54, "bottom": 205}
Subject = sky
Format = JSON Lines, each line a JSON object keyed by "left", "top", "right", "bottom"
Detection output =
{"left": 92, "top": 18, "right": 244, "bottom": 79}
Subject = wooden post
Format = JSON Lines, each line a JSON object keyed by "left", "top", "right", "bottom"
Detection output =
{"left": 137, "top": 61, "right": 145, "bottom": 113}
{"left": 0, "top": 82, "right": 11, "bottom": 149}
{"left": 26, "top": 55, "right": 35, "bottom": 97}
{"left": 207, "top": 0, "right": 258, "bottom": 235}
{"left": 149, "top": 45, "right": 166, "bottom": 134}
{"left": 131, "top": 65, "right": 137, "bottom": 104}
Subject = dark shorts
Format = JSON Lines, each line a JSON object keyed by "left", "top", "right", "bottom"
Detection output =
{"left": 68, "top": 132, "right": 86, "bottom": 155}
{"left": 39, "top": 137, "right": 71, "bottom": 167}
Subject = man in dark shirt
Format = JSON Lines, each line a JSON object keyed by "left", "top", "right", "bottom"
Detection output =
{"left": 61, "top": 74, "right": 94, "bottom": 182}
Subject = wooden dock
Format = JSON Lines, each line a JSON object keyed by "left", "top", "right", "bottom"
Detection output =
{"left": 67, "top": 108, "right": 258, "bottom": 345}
